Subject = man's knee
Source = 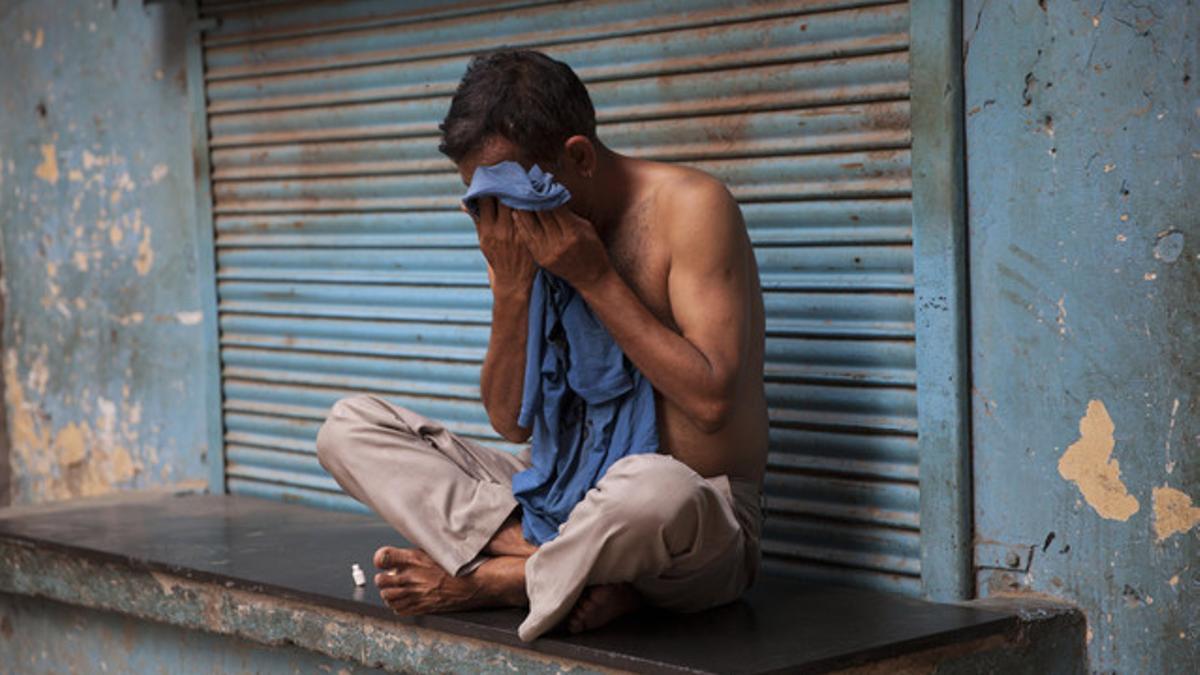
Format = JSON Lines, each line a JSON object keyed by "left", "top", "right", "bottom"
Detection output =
{"left": 598, "top": 454, "right": 705, "bottom": 540}
{"left": 315, "top": 394, "right": 376, "bottom": 472}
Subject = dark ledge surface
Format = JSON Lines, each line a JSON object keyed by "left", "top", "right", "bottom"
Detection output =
{"left": 0, "top": 493, "right": 1016, "bottom": 674}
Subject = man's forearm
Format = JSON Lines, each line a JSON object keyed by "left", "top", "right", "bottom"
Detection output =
{"left": 480, "top": 282, "right": 533, "bottom": 442}
{"left": 578, "top": 268, "right": 737, "bottom": 432}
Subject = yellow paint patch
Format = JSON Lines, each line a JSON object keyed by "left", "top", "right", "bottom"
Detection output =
{"left": 72, "top": 251, "right": 89, "bottom": 272}
{"left": 35, "top": 144, "right": 59, "bottom": 184}
{"left": 108, "top": 224, "right": 124, "bottom": 245}
{"left": 68, "top": 169, "right": 84, "bottom": 182}
{"left": 1058, "top": 400, "right": 1140, "bottom": 521}
{"left": 4, "top": 348, "right": 147, "bottom": 504}
{"left": 109, "top": 446, "right": 137, "bottom": 483}
{"left": 1152, "top": 486, "right": 1200, "bottom": 541}
{"left": 115, "top": 172, "right": 136, "bottom": 192}
{"left": 5, "top": 350, "right": 52, "bottom": 480}
{"left": 33, "top": 28, "right": 44, "bottom": 49}
{"left": 82, "top": 150, "right": 109, "bottom": 170}
{"left": 54, "top": 422, "right": 88, "bottom": 465}
{"left": 135, "top": 228, "right": 153, "bottom": 275}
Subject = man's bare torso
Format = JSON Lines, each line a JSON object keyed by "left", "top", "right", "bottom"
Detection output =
{"left": 599, "top": 158, "right": 768, "bottom": 483}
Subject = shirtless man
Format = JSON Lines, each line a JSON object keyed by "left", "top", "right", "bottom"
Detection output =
{"left": 316, "top": 49, "right": 768, "bottom": 639}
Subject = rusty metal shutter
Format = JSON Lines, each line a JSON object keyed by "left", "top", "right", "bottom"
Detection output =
{"left": 199, "top": 0, "right": 917, "bottom": 595}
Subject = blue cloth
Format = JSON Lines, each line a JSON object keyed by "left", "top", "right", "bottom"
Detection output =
{"left": 514, "top": 270, "right": 658, "bottom": 545}
{"left": 462, "top": 160, "right": 571, "bottom": 217}
{"left": 460, "top": 161, "right": 658, "bottom": 546}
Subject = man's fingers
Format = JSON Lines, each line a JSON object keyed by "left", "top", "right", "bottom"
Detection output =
{"left": 475, "top": 196, "right": 497, "bottom": 231}
{"left": 534, "top": 208, "right": 564, "bottom": 237}
{"left": 552, "top": 205, "right": 591, "bottom": 237}
{"left": 512, "top": 209, "right": 538, "bottom": 245}
{"left": 497, "top": 202, "right": 512, "bottom": 223}
{"left": 483, "top": 196, "right": 498, "bottom": 223}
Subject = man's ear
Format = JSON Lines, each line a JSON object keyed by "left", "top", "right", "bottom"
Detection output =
{"left": 563, "top": 135, "right": 596, "bottom": 178}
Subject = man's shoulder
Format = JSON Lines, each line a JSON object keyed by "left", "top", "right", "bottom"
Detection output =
{"left": 647, "top": 162, "right": 733, "bottom": 206}
{"left": 644, "top": 162, "right": 742, "bottom": 242}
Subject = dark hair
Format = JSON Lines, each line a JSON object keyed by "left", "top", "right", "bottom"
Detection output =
{"left": 438, "top": 49, "right": 596, "bottom": 164}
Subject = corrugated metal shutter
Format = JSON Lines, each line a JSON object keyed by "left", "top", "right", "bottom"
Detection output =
{"left": 199, "top": 0, "right": 917, "bottom": 595}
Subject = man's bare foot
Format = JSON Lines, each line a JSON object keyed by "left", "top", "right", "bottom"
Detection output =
{"left": 484, "top": 515, "right": 538, "bottom": 558}
{"left": 373, "top": 546, "right": 527, "bottom": 615}
{"left": 566, "top": 583, "right": 642, "bottom": 634}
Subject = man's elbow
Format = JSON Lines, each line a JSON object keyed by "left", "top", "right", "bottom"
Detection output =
{"left": 691, "top": 396, "right": 735, "bottom": 434}
{"left": 500, "top": 427, "right": 532, "bottom": 444}
{"left": 492, "top": 418, "right": 532, "bottom": 444}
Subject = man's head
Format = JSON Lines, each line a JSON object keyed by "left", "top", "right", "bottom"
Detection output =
{"left": 440, "top": 50, "right": 602, "bottom": 214}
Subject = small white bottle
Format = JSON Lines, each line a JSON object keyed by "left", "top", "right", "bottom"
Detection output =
{"left": 351, "top": 563, "right": 366, "bottom": 587}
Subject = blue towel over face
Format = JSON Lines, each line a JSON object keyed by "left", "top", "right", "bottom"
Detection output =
{"left": 462, "top": 162, "right": 659, "bottom": 546}
{"left": 462, "top": 160, "right": 572, "bottom": 218}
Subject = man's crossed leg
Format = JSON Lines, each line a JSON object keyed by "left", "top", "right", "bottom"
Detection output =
{"left": 316, "top": 394, "right": 760, "bottom": 641}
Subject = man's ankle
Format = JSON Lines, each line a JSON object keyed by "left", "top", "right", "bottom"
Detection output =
{"left": 478, "top": 556, "right": 529, "bottom": 607}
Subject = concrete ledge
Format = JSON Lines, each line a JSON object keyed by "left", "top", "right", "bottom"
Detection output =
{"left": 837, "top": 597, "right": 1086, "bottom": 674}
{"left": 0, "top": 492, "right": 1086, "bottom": 674}
{"left": 0, "top": 537, "right": 608, "bottom": 674}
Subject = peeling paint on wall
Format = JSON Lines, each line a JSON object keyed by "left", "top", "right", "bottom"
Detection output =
{"left": 1057, "top": 400, "right": 1139, "bottom": 521}
{"left": 1164, "top": 397, "right": 1179, "bottom": 474}
{"left": 3, "top": 350, "right": 150, "bottom": 501}
{"left": 34, "top": 145, "right": 58, "bottom": 184}
{"left": 967, "top": 0, "right": 1199, "bottom": 671}
{"left": 1, "top": 0, "right": 209, "bottom": 505}
{"left": 175, "top": 311, "right": 203, "bottom": 326}
{"left": 134, "top": 229, "right": 154, "bottom": 276}
{"left": 1152, "top": 486, "right": 1200, "bottom": 541}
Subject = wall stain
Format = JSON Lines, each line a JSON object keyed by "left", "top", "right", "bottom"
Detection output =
{"left": 134, "top": 228, "right": 153, "bottom": 276}
{"left": 34, "top": 145, "right": 58, "bottom": 184}
{"left": 1057, "top": 399, "right": 1139, "bottom": 521}
{"left": 4, "top": 349, "right": 146, "bottom": 502}
{"left": 174, "top": 311, "right": 202, "bottom": 325}
{"left": 1152, "top": 486, "right": 1200, "bottom": 541}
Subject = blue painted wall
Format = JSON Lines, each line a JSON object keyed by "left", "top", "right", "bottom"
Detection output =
{"left": 0, "top": 593, "right": 384, "bottom": 674}
{"left": 0, "top": 1, "right": 210, "bottom": 504}
{"left": 964, "top": 0, "right": 1197, "bottom": 672}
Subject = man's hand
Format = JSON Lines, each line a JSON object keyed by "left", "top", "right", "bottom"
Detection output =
{"left": 513, "top": 206, "right": 612, "bottom": 289}
{"left": 470, "top": 196, "right": 535, "bottom": 443}
{"left": 470, "top": 197, "right": 537, "bottom": 292}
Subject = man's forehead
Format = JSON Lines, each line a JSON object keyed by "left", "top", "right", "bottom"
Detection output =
{"left": 458, "top": 136, "right": 527, "bottom": 185}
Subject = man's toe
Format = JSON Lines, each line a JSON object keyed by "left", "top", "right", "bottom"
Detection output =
{"left": 373, "top": 545, "right": 407, "bottom": 568}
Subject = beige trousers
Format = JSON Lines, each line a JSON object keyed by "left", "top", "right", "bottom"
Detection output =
{"left": 315, "top": 394, "right": 763, "bottom": 642}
